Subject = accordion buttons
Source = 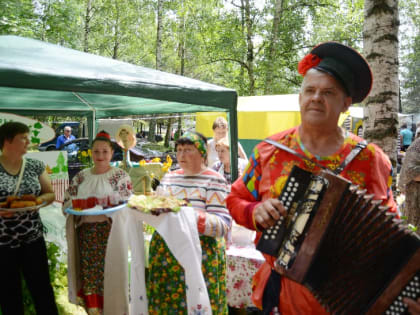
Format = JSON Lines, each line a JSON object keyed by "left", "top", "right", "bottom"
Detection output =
{"left": 385, "top": 273, "right": 420, "bottom": 315}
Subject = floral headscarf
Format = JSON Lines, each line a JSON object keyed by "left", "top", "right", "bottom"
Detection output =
{"left": 180, "top": 132, "right": 207, "bottom": 157}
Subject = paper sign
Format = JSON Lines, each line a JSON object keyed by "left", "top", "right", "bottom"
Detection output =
{"left": 25, "top": 151, "right": 68, "bottom": 180}
{"left": 0, "top": 112, "right": 55, "bottom": 145}
{"left": 26, "top": 151, "right": 69, "bottom": 202}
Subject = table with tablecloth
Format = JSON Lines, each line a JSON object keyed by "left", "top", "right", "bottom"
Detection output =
{"left": 125, "top": 208, "right": 265, "bottom": 312}
{"left": 108, "top": 206, "right": 212, "bottom": 315}
{"left": 226, "top": 244, "right": 264, "bottom": 309}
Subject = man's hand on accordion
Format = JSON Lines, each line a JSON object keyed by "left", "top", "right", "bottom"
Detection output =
{"left": 253, "top": 199, "right": 286, "bottom": 229}
{"left": 404, "top": 297, "right": 420, "bottom": 315}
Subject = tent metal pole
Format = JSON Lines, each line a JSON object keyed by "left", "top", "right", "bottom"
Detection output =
{"left": 72, "top": 92, "right": 96, "bottom": 143}
{"left": 229, "top": 95, "right": 239, "bottom": 182}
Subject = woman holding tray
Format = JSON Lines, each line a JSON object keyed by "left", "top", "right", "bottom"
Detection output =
{"left": 63, "top": 130, "right": 132, "bottom": 315}
{"left": 0, "top": 121, "right": 58, "bottom": 315}
{"left": 147, "top": 131, "right": 232, "bottom": 314}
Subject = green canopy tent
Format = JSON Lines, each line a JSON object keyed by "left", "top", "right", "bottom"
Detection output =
{"left": 0, "top": 35, "right": 239, "bottom": 179}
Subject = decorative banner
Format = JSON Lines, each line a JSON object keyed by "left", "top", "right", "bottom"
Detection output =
{"left": 0, "top": 112, "right": 55, "bottom": 146}
{"left": 26, "top": 151, "right": 69, "bottom": 202}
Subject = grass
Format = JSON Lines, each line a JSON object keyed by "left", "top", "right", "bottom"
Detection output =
{"left": 141, "top": 141, "right": 174, "bottom": 153}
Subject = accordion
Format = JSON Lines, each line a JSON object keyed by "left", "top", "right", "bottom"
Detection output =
{"left": 256, "top": 165, "right": 420, "bottom": 315}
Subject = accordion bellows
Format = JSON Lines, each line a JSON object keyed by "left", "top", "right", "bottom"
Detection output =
{"left": 257, "top": 166, "right": 420, "bottom": 315}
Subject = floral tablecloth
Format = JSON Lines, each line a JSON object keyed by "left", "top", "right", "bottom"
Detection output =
{"left": 226, "top": 245, "right": 264, "bottom": 309}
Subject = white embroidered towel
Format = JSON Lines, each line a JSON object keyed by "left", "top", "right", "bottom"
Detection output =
{"left": 127, "top": 211, "right": 148, "bottom": 315}
{"left": 129, "top": 207, "right": 212, "bottom": 315}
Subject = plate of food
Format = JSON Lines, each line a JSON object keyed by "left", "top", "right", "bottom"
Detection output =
{"left": 128, "top": 194, "right": 188, "bottom": 215}
{"left": 64, "top": 202, "right": 127, "bottom": 216}
{"left": 0, "top": 195, "right": 47, "bottom": 212}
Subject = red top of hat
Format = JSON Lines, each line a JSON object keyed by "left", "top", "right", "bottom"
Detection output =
{"left": 95, "top": 131, "right": 111, "bottom": 140}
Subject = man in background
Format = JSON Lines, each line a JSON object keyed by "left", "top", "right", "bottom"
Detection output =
{"left": 56, "top": 126, "right": 76, "bottom": 149}
{"left": 400, "top": 123, "right": 413, "bottom": 151}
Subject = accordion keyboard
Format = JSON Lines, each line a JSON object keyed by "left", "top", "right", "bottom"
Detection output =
{"left": 256, "top": 166, "right": 319, "bottom": 257}
{"left": 385, "top": 273, "right": 419, "bottom": 315}
{"left": 276, "top": 175, "right": 328, "bottom": 269}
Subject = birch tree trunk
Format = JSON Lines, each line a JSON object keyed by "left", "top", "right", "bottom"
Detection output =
{"left": 149, "top": 0, "right": 164, "bottom": 143}
{"left": 148, "top": 119, "right": 157, "bottom": 143}
{"left": 83, "top": 0, "right": 93, "bottom": 52}
{"left": 112, "top": 1, "right": 120, "bottom": 59}
{"left": 264, "top": 0, "right": 284, "bottom": 94}
{"left": 156, "top": 0, "right": 163, "bottom": 70}
{"left": 363, "top": 0, "right": 399, "bottom": 172}
{"left": 178, "top": 12, "right": 186, "bottom": 76}
{"left": 243, "top": 0, "right": 255, "bottom": 95}
{"left": 164, "top": 118, "right": 173, "bottom": 147}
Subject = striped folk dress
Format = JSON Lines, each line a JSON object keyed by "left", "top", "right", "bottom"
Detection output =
{"left": 148, "top": 168, "right": 231, "bottom": 314}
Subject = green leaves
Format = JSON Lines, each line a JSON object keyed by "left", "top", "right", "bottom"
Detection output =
{"left": 0, "top": 0, "right": 413, "bottom": 102}
{"left": 400, "top": 0, "right": 420, "bottom": 114}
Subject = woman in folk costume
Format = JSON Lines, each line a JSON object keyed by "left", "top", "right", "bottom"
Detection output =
{"left": 147, "top": 131, "right": 232, "bottom": 314}
{"left": 63, "top": 131, "right": 132, "bottom": 315}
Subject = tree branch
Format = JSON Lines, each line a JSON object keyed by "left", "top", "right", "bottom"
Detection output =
{"left": 202, "top": 57, "right": 249, "bottom": 70}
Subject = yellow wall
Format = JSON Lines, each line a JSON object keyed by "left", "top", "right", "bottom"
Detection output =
{"left": 196, "top": 111, "right": 301, "bottom": 140}
{"left": 196, "top": 112, "right": 227, "bottom": 138}
{"left": 196, "top": 111, "right": 352, "bottom": 140}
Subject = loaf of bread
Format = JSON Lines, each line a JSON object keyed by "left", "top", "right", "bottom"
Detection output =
{"left": 0, "top": 195, "right": 41, "bottom": 209}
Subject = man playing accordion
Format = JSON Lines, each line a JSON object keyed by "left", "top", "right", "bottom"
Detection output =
{"left": 227, "top": 42, "right": 420, "bottom": 314}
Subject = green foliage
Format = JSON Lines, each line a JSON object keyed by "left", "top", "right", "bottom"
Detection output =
{"left": 143, "top": 222, "right": 156, "bottom": 235}
{"left": 308, "top": 0, "right": 364, "bottom": 47}
{"left": 0, "top": 0, "right": 413, "bottom": 107}
{"left": 0, "top": 0, "right": 38, "bottom": 37}
{"left": 0, "top": 241, "right": 72, "bottom": 315}
{"left": 46, "top": 242, "right": 67, "bottom": 300}
{"left": 400, "top": 0, "right": 420, "bottom": 114}
{"left": 35, "top": 0, "right": 84, "bottom": 47}
{"left": 401, "top": 216, "right": 418, "bottom": 232}
{"left": 47, "top": 241, "right": 86, "bottom": 314}
{"left": 407, "top": 224, "right": 418, "bottom": 232}
{"left": 142, "top": 142, "right": 171, "bottom": 152}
